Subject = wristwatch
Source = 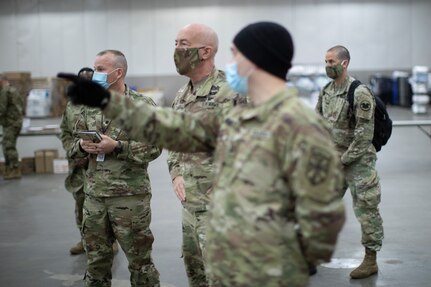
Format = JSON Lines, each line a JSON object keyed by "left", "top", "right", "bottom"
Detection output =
{"left": 114, "top": 140, "right": 123, "bottom": 153}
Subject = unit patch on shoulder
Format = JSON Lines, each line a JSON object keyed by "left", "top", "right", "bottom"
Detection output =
{"left": 306, "top": 147, "right": 331, "bottom": 186}
{"left": 360, "top": 101, "right": 371, "bottom": 111}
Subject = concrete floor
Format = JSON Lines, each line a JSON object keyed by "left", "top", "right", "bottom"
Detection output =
{"left": 1, "top": 106, "right": 431, "bottom": 287}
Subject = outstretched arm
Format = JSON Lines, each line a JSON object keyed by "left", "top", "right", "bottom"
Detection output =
{"left": 58, "top": 72, "right": 220, "bottom": 154}
{"left": 104, "top": 92, "right": 219, "bottom": 153}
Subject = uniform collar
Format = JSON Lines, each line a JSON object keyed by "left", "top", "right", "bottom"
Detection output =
{"left": 239, "top": 88, "right": 297, "bottom": 122}
{"left": 188, "top": 67, "right": 218, "bottom": 97}
{"left": 330, "top": 75, "right": 353, "bottom": 96}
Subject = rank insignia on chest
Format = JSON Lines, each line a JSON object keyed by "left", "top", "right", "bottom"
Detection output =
{"left": 205, "top": 101, "right": 216, "bottom": 108}
{"left": 209, "top": 85, "right": 220, "bottom": 95}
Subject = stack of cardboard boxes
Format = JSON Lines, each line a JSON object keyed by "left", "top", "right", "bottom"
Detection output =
{"left": 34, "top": 149, "right": 59, "bottom": 173}
{"left": 0, "top": 149, "right": 68, "bottom": 176}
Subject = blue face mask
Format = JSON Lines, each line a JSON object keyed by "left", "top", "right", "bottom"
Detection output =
{"left": 225, "top": 62, "right": 248, "bottom": 95}
{"left": 92, "top": 71, "right": 109, "bottom": 89}
{"left": 92, "top": 69, "right": 118, "bottom": 89}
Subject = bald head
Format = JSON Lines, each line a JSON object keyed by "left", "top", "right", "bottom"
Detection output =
{"left": 176, "top": 23, "right": 219, "bottom": 55}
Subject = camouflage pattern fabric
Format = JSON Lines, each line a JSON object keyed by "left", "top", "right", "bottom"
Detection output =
{"left": 168, "top": 69, "right": 239, "bottom": 212}
{"left": 316, "top": 76, "right": 383, "bottom": 251}
{"left": 71, "top": 86, "right": 161, "bottom": 287}
{"left": 83, "top": 194, "right": 160, "bottom": 287}
{"left": 104, "top": 88, "right": 345, "bottom": 287}
{"left": 167, "top": 68, "right": 239, "bottom": 286}
{"left": 69, "top": 87, "right": 161, "bottom": 197}
{"left": 72, "top": 188, "right": 85, "bottom": 233}
{"left": 60, "top": 102, "right": 88, "bottom": 237}
{"left": 182, "top": 208, "right": 208, "bottom": 287}
{"left": 0, "top": 85, "right": 24, "bottom": 168}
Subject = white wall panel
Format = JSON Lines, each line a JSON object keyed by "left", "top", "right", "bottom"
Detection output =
{"left": 152, "top": 0, "right": 179, "bottom": 75}
{"left": 378, "top": 1, "right": 411, "bottom": 70}
{"left": 293, "top": 1, "right": 342, "bottom": 65}
{"left": 1, "top": 0, "right": 430, "bottom": 77}
{"left": 39, "top": 0, "right": 63, "bottom": 76}
{"left": 61, "top": 0, "right": 87, "bottom": 74}
{"left": 0, "top": 0, "right": 18, "bottom": 71}
{"left": 106, "top": 0, "right": 130, "bottom": 59}
{"left": 411, "top": 1, "right": 431, "bottom": 67}
{"left": 15, "top": 0, "right": 41, "bottom": 75}
{"left": 83, "top": 0, "right": 108, "bottom": 69}
{"left": 129, "top": 0, "right": 155, "bottom": 76}
{"left": 338, "top": 2, "right": 371, "bottom": 69}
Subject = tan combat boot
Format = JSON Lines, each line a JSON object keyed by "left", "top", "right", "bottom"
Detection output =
{"left": 350, "top": 248, "right": 378, "bottom": 279}
{"left": 3, "top": 166, "right": 22, "bottom": 180}
{"left": 70, "top": 241, "right": 85, "bottom": 255}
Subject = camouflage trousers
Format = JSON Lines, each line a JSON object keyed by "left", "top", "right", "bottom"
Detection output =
{"left": 342, "top": 152, "right": 384, "bottom": 251}
{"left": 72, "top": 187, "right": 85, "bottom": 240}
{"left": 182, "top": 208, "right": 209, "bottom": 287}
{"left": 82, "top": 193, "right": 160, "bottom": 287}
{"left": 1, "top": 125, "right": 21, "bottom": 167}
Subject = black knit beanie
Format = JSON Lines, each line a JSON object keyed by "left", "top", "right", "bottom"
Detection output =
{"left": 233, "top": 22, "right": 294, "bottom": 80}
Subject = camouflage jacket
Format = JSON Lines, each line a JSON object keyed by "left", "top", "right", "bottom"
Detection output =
{"left": 316, "top": 76, "right": 376, "bottom": 165}
{"left": 104, "top": 88, "right": 345, "bottom": 286}
{"left": 167, "top": 68, "right": 239, "bottom": 212}
{"left": 69, "top": 86, "right": 161, "bottom": 197}
{"left": 60, "top": 101, "right": 87, "bottom": 193}
{"left": 0, "top": 85, "right": 24, "bottom": 128}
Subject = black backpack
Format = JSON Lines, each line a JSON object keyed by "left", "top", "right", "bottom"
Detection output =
{"left": 347, "top": 80, "right": 392, "bottom": 152}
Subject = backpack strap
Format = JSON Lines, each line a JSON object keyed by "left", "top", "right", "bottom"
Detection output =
{"left": 347, "top": 79, "right": 362, "bottom": 114}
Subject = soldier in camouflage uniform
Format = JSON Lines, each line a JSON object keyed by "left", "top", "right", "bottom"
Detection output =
{"left": 60, "top": 22, "right": 345, "bottom": 287}
{"left": 61, "top": 100, "right": 87, "bottom": 254}
{"left": 60, "top": 67, "right": 91, "bottom": 255}
{"left": 168, "top": 23, "right": 241, "bottom": 287}
{"left": 316, "top": 45, "right": 384, "bottom": 279}
{"left": 68, "top": 50, "right": 161, "bottom": 287}
{"left": 61, "top": 67, "right": 119, "bottom": 255}
{"left": 0, "top": 74, "right": 24, "bottom": 180}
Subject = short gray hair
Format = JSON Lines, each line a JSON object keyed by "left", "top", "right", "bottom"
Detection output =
{"left": 97, "top": 49, "right": 128, "bottom": 75}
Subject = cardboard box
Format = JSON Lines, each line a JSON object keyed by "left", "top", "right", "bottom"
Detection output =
{"left": 53, "top": 159, "right": 69, "bottom": 174}
{"left": 21, "top": 157, "right": 35, "bottom": 175}
{"left": 34, "top": 149, "right": 59, "bottom": 173}
{"left": 34, "top": 150, "right": 45, "bottom": 173}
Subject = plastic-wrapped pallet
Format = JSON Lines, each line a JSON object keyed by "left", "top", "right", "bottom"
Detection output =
{"left": 26, "top": 89, "right": 51, "bottom": 118}
{"left": 410, "top": 66, "right": 429, "bottom": 114}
